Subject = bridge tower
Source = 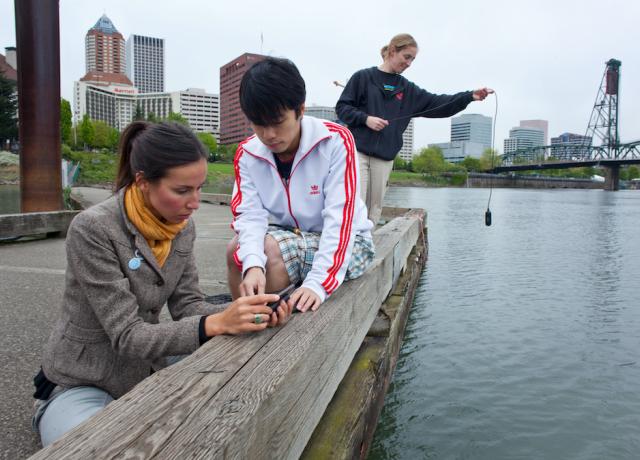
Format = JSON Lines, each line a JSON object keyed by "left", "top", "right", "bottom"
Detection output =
{"left": 585, "top": 59, "right": 621, "bottom": 160}
{"left": 585, "top": 59, "right": 622, "bottom": 190}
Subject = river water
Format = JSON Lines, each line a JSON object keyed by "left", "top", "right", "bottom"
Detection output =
{"left": 370, "top": 187, "right": 640, "bottom": 459}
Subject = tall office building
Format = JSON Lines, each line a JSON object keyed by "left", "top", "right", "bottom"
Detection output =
{"left": 398, "top": 119, "right": 415, "bottom": 161}
{"left": 520, "top": 120, "right": 548, "bottom": 146}
{"left": 304, "top": 105, "right": 339, "bottom": 123}
{"left": 81, "top": 15, "right": 133, "bottom": 88}
{"left": 219, "top": 53, "right": 266, "bottom": 145}
{"left": 451, "top": 113, "right": 492, "bottom": 148}
{"left": 503, "top": 126, "right": 545, "bottom": 154}
{"left": 126, "top": 35, "right": 165, "bottom": 93}
{"left": 432, "top": 113, "right": 492, "bottom": 162}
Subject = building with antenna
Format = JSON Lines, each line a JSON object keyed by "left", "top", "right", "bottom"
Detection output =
{"left": 82, "top": 14, "right": 132, "bottom": 85}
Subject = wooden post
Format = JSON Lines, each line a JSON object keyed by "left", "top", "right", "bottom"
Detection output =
{"left": 15, "top": 0, "right": 62, "bottom": 212}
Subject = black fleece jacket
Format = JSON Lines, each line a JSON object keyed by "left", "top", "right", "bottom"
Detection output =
{"left": 336, "top": 67, "right": 474, "bottom": 161}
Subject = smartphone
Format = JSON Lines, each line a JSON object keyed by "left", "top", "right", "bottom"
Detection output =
{"left": 267, "top": 283, "right": 298, "bottom": 311}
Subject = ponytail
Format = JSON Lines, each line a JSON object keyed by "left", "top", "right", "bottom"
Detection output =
{"left": 116, "top": 121, "right": 149, "bottom": 191}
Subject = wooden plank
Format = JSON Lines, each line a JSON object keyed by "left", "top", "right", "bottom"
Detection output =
{"left": 0, "top": 210, "right": 79, "bottom": 239}
{"left": 302, "top": 238, "right": 427, "bottom": 459}
{"left": 29, "top": 331, "right": 278, "bottom": 459}
{"left": 30, "top": 213, "right": 423, "bottom": 459}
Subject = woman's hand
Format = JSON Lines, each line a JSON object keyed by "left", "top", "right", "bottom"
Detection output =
{"left": 473, "top": 87, "right": 494, "bottom": 101}
{"left": 289, "top": 287, "right": 322, "bottom": 313}
{"left": 239, "top": 267, "right": 266, "bottom": 296}
{"left": 205, "top": 293, "right": 279, "bottom": 336}
{"left": 366, "top": 116, "right": 389, "bottom": 131}
{"left": 268, "top": 299, "right": 294, "bottom": 327}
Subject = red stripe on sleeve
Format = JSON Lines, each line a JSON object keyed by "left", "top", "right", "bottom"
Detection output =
{"left": 320, "top": 122, "right": 357, "bottom": 294}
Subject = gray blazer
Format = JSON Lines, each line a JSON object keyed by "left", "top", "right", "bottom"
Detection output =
{"left": 42, "top": 190, "right": 221, "bottom": 398}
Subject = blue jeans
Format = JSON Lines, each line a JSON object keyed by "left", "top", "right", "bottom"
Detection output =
{"left": 33, "top": 386, "right": 114, "bottom": 447}
{"left": 33, "top": 355, "right": 186, "bottom": 446}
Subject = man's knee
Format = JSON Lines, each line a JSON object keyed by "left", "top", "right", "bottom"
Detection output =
{"left": 264, "top": 235, "right": 283, "bottom": 266}
{"left": 226, "top": 236, "right": 239, "bottom": 268}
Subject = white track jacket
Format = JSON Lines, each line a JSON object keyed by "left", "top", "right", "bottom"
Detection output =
{"left": 231, "top": 116, "right": 374, "bottom": 301}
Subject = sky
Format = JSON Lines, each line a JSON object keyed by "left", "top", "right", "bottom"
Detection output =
{"left": 2, "top": 0, "right": 640, "bottom": 152}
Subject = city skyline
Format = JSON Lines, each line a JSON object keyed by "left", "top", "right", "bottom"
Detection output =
{"left": 1, "top": 0, "right": 639, "bottom": 152}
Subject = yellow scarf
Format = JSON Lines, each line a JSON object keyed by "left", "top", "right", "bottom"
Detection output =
{"left": 124, "top": 184, "right": 187, "bottom": 267}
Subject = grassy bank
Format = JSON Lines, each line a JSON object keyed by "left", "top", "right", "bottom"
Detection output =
{"left": 389, "top": 170, "right": 460, "bottom": 187}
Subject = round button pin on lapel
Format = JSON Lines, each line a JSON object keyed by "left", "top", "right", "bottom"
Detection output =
{"left": 128, "top": 258, "right": 141, "bottom": 270}
{"left": 128, "top": 249, "right": 143, "bottom": 271}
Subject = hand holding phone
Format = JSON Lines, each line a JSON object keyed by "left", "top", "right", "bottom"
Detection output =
{"left": 266, "top": 284, "right": 298, "bottom": 311}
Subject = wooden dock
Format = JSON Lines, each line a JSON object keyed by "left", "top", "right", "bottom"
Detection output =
{"left": 24, "top": 203, "right": 426, "bottom": 459}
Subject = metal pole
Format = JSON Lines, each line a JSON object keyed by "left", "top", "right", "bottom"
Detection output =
{"left": 15, "top": 0, "right": 62, "bottom": 212}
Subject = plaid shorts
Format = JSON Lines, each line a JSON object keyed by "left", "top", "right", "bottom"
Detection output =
{"left": 267, "top": 226, "right": 375, "bottom": 285}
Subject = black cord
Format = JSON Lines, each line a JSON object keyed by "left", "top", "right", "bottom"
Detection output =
{"left": 485, "top": 91, "right": 498, "bottom": 226}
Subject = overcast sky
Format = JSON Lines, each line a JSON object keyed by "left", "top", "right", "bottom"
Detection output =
{"left": 2, "top": 0, "right": 639, "bottom": 151}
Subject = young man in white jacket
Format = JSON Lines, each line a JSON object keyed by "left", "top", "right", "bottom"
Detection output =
{"left": 226, "top": 57, "right": 375, "bottom": 313}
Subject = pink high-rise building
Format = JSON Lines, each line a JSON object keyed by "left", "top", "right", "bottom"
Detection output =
{"left": 81, "top": 15, "right": 132, "bottom": 87}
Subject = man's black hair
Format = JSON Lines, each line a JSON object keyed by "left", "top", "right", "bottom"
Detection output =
{"left": 239, "top": 57, "right": 306, "bottom": 126}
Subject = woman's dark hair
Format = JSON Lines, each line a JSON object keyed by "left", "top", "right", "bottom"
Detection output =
{"left": 115, "top": 121, "right": 208, "bottom": 191}
{"left": 239, "top": 57, "right": 306, "bottom": 126}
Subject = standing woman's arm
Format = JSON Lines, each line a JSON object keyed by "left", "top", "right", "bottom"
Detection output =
{"left": 408, "top": 81, "right": 474, "bottom": 119}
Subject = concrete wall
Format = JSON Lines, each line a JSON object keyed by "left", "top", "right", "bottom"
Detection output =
{"left": 466, "top": 173, "right": 602, "bottom": 189}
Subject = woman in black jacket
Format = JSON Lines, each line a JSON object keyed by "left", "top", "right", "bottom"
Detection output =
{"left": 336, "top": 33, "right": 492, "bottom": 223}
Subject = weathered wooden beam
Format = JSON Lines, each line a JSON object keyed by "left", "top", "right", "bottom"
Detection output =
{"left": 302, "top": 240, "right": 427, "bottom": 459}
{"left": 0, "top": 210, "right": 79, "bottom": 239}
{"left": 29, "top": 212, "right": 424, "bottom": 459}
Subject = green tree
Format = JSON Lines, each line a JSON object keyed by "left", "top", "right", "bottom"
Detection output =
{"left": 93, "top": 120, "right": 114, "bottom": 149}
{"left": 0, "top": 71, "right": 18, "bottom": 144}
{"left": 60, "top": 98, "right": 72, "bottom": 145}
{"left": 197, "top": 132, "right": 217, "bottom": 156}
{"left": 460, "top": 156, "right": 482, "bottom": 172}
{"left": 146, "top": 112, "right": 159, "bottom": 123}
{"left": 217, "top": 143, "right": 238, "bottom": 163}
{"left": 393, "top": 156, "right": 408, "bottom": 170}
{"left": 133, "top": 104, "right": 144, "bottom": 121}
{"left": 78, "top": 114, "right": 95, "bottom": 149}
{"left": 412, "top": 146, "right": 446, "bottom": 174}
{"left": 108, "top": 127, "right": 120, "bottom": 150}
{"left": 628, "top": 166, "right": 640, "bottom": 180}
{"left": 480, "top": 148, "right": 500, "bottom": 170}
{"left": 166, "top": 111, "right": 190, "bottom": 126}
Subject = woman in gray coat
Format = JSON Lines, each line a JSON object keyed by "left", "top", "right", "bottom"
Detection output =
{"left": 32, "top": 121, "right": 292, "bottom": 446}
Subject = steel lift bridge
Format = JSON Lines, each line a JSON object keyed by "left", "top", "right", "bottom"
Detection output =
{"left": 493, "top": 59, "right": 640, "bottom": 190}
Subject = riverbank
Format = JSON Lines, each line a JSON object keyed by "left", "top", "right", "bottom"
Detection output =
{"left": 0, "top": 158, "right": 622, "bottom": 191}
